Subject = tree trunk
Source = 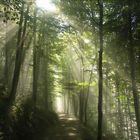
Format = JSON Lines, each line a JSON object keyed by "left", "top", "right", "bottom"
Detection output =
{"left": 9, "top": 3, "right": 29, "bottom": 105}
{"left": 4, "top": 22, "right": 9, "bottom": 87}
{"left": 97, "top": 0, "right": 103, "bottom": 140}
{"left": 33, "top": 8, "right": 37, "bottom": 106}
{"left": 79, "top": 56, "right": 84, "bottom": 123}
{"left": 84, "top": 67, "right": 93, "bottom": 126}
{"left": 44, "top": 45, "right": 49, "bottom": 111}
{"left": 115, "top": 75, "right": 123, "bottom": 139}
{"left": 127, "top": 90, "right": 133, "bottom": 139}
{"left": 128, "top": 0, "right": 140, "bottom": 139}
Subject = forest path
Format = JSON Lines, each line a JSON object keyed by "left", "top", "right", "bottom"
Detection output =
{"left": 45, "top": 113, "right": 83, "bottom": 140}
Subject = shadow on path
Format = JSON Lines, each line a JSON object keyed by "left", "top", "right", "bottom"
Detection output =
{"left": 45, "top": 114, "right": 83, "bottom": 140}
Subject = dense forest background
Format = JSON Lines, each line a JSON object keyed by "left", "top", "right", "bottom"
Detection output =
{"left": 0, "top": 0, "right": 140, "bottom": 140}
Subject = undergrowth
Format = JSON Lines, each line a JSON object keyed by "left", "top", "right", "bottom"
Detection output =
{"left": 1, "top": 98, "right": 58, "bottom": 140}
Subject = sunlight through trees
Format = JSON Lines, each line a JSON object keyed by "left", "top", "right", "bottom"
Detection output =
{"left": 0, "top": 0, "right": 140, "bottom": 140}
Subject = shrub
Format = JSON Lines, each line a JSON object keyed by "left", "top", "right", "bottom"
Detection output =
{"left": 5, "top": 98, "right": 58, "bottom": 140}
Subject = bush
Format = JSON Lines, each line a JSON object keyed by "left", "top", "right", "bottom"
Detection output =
{"left": 81, "top": 126, "right": 95, "bottom": 140}
{"left": 5, "top": 98, "right": 59, "bottom": 140}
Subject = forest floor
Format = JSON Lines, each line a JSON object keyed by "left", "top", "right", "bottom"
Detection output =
{"left": 44, "top": 113, "right": 83, "bottom": 140}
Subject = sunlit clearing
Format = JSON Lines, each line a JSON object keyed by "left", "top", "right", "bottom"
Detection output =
{"left": 68, "top": 133, "right": 76, "bottom": 136}
{"left": 68, "top": 117, "right": 76, "bottom": 121}
{"left": 36, "top": 0, "right": 57, "bottom": 12}
{"left": 59, "top": 114, "right": 66, "bottom": 117}
{"left": 84, "top": 38, "right": 90, "bottom": 44}
{"left": 55, "top": 96, "right": 63, "bottom": 113}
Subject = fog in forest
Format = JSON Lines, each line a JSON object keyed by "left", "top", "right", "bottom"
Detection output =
{"left": 0, "top": 0, "right": 140, "bottom": 140}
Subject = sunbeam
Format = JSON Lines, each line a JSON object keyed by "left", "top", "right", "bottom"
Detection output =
{"left": 36, "top": 0, "right": 57, "bottom": 12}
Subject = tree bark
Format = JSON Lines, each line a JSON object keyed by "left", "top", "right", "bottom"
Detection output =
{"left": 33, "top": 8, "right": 37, "bottom": 106}
{"left": 44, "top": 45, "right": 49, "bottom": 111}
{"left": 84, "top": 67, "right": 93, "bottom": 126}
{"left": 79, "top": 56, "right": 84, "bottom": 123}
{"left": 128, "top": 0, "right": 140, "bottom": 139}
{"left": 115, "top": 74, "right": 123, "bottom": 139}
{"left": 97, "top": 0, "right": 103, "bottom": 140}
{"left": 9, "top": 2, "right": 28, "bottom": 104}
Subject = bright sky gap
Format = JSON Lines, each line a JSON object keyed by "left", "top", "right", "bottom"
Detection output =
{"left": 36, "top": 0, "right": 57, "bottom": 12}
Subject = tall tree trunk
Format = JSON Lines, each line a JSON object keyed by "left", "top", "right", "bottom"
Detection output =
{"left": 82, "top": 56, "right": 85, "bottom": 123}
{"left": 79, "top": 56, "right": 84, "bottom": 123}
{"left": 97, "top": 0, "right": 103, "bottom": 140}
{"left": 104, "top": 63, "right": 110, "bottom": 133}
{"left": 67, "top": 68, "right": 71, "bottom": 114}
{"left": 128, "top": 0, "right": 140, "bottom": 139}
{"left": 4, "top": 21, "right": 9, "bottom": 87}
{"left": 72, "top": 95, "right": 78, "bottom": 117}
{"left": 9, "top": 3, "right": 29, "bottom": 105}
{"left": 115, "top": 74, "right": 123, "bottom": 139}
{"left": 84, "top": 67, "right": 93, "bottom": 126}
{"left": 127, "top": 90, "right": 133, "bottom": 139}
{"left": 44, "top": 45, "right": 49, "bottom": 111}
{"left": 33, "top": 8, "right": 37, "bottom": 106}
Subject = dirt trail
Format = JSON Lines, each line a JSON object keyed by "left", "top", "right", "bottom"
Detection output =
{"left": 45, "top": 114, "right": 83, "bottom": 140}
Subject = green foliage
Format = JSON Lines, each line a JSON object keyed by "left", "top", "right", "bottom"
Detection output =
{"left": 8, "top": 98, "right": 58, "bottom": 140}
{"left": 0, "top": 0, "right": 140, "bottom": 139}
{"left": 81, "top": 126, "right": 95, "bottom": 140}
